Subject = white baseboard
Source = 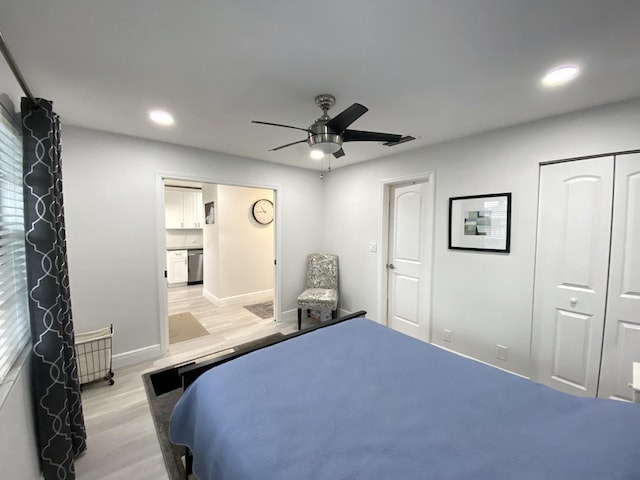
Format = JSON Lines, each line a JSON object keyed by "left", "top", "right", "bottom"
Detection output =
{"left": 202, "top": 288, "right": 273, "bottom": 307}
{"left": 112, "top": 344, "right": 162, "bottom": 370}
{"left": 280, "top": 309, "right": 297, "bottom": 323}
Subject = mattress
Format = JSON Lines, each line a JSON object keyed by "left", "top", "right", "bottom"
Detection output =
{"left": 169, "top": 318, "right": 640, "bottom": 480}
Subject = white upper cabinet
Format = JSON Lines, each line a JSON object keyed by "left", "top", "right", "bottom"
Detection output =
{"left": 165, "top": 188, "right": 184, "bottom": 228}
{"left": 165, "top": 187, "right": 203, "bottom": 229}
{"left": 182, "top": 190, "right": 204, "bottom": 228}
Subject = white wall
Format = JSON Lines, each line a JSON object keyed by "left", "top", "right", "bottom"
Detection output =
{"left": 202, "top": 184, "right": 274, "bottom": 302}
{"left": 323, "top": 97, "right": 640, "bottom": 377}
{"left": 61, "top": 126, "right": 323, "bottom": 361}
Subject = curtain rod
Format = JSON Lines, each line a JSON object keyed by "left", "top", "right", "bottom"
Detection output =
{"left": 0, "top": 31, "right": 39, "bottom": 108}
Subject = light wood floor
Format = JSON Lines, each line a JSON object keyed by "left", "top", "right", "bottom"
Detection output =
{"left": 75, "top": 286, "right": 299, "bottom": 480}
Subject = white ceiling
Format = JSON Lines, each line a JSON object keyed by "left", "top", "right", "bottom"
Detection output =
{"left": 2, "top": 1, "right": 640, "bottom": 170}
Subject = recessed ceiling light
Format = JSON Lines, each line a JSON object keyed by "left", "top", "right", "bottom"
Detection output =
{"left": 149, "top": 110, "right": 174, "bottom": 126}
{"left": 541, "top": 65, "right": 579, "bottom": 87}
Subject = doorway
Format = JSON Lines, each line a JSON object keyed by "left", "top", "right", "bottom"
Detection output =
{"left": 377, "top": 173, "right": 435, "bottom": 343}
{"left": 156, "top": 174, "right": 281, "bottom": 354}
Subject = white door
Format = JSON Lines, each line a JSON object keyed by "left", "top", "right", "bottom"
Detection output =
{"left": 387, "top": 182, "right": 432, "bottom": 342}
{"left": 531, "top": 157, "right": 614, "bottom": 396}
{"left": 598, "top": 153, "right": 640, "bottom": 400}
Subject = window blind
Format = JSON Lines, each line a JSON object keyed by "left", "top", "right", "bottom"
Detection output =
{"left": 0, "top": 103, "right": 29, "bottom": 384}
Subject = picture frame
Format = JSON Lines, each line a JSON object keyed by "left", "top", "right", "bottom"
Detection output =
{"left": 448, "top": 193, "right": 511, "bottom": 253}
{"left": 204, "top": 201, "right": 215, "bottom": 224}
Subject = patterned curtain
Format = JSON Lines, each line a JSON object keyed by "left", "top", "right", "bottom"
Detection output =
{"left": 21, "top": 98, "right": 86, "bottom": 480}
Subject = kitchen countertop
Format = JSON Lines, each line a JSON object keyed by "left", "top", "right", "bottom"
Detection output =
{"left": 167, "top": 246, "right": 203, "bottom": 251}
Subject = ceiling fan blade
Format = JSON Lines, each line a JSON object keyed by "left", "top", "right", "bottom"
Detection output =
{"left": 252, "top": 120, "right": 309, "bottom": 132}
{"left": 333, "top": 148, "right": 345, "bottom": 158}
{"left": 269, "top": 139, "right": 307, "bottom": 151}
{"left": 325, "top": 103, "right": 368, "bottom": 134}
{"left": 343, "top": 129, "right": 402, "bottom": 143}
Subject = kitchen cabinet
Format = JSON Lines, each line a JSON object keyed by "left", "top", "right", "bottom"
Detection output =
{"left": 182, "top": 189, "right": 203, "bottom": 228}
{"left": 167, "top": 250, "right": 188, "bottom": 285}
{"left": 165, "top": 187, "right": 204, "bottom": 229}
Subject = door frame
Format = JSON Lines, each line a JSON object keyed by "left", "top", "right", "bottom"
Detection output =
{"left": 376, "top": 172, "right": 435, "bottom": 339}
{"left": 155, "top": 171, "right": 282, "bottom": 355}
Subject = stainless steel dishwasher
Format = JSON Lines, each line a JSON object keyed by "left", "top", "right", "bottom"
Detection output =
{"left": 187, "top": 249, "right": 203, "bottom": 285}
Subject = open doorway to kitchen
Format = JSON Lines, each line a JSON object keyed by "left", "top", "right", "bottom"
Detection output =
{"left": 157, "top": 175, "right": 288, "bottom": 357}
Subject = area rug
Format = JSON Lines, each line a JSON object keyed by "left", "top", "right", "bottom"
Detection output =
{"left": 243, "top": 300, "right": 273, "bottom": 319}
{"left": 169, "top": 312, "right": 209, "bottom": 344}
{"left": 143, "top": 332, "right": 285, "bottom": 480}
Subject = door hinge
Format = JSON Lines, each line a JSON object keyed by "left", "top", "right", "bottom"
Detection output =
{"left": 164, "top": 270, "right": 167, "bottom": 278}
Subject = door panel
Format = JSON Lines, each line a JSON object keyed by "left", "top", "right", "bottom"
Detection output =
{"left": 388, "top": 182, "right": 430, "bottom": 341}
{"left": 531, "top": 157, "right": 614, "bottom": 396}
{"left": 559, "top": 177, "right": 602, "bottom": 288}
{"left": 598, "top": 153, "right": 640, "bottom": 400}
{"left": 551, "top": 309, "right": 591, "bottom": 390}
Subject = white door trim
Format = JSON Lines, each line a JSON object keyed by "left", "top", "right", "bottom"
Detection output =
{"left": 155, "top": 171, "right": 282, "bottom": 355}
{"left": 376, "top": 172, "right": 435, "bottom": 335}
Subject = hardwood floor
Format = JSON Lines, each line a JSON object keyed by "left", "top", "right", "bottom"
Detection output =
{"left": 75, "top": 285, "right": 298, "bottom": 480}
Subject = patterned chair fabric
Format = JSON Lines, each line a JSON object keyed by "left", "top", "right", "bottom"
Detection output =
{"left": 297, "top": 253, "right": 339, "bottom": 329}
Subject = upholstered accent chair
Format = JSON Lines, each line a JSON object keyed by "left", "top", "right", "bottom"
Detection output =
{"left": 297, "top": 253, "right": 339, "bottom": 330}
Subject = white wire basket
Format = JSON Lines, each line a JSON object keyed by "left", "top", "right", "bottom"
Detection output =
{"left": 74, "top": 324, "right": 114, "bottom": 387}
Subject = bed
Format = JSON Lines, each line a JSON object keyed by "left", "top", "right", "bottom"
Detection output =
{"left": 169, "top": 315, "right": 640, "bottom": 480}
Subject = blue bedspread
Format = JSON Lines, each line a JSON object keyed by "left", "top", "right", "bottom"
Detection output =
{"left": 169, "top": 318, "right": 640, "bottom": 480}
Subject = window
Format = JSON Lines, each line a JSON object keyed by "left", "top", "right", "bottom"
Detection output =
{"left": 0, "top": 102, "right": 30, "bottom": 384}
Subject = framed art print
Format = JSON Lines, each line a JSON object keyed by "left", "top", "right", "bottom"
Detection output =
{"left": 205, "top": 201, "right": 215, "bottom": 224}
{"left": 448, "top": 193, "right": 511, "bottom": 253}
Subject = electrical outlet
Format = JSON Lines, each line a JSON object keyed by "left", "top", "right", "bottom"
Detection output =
{"left": 443, "top": 329, "right": 452, "bottom": 343}
{"left": 497, "top": 344, "right": 508, "bottom": 361}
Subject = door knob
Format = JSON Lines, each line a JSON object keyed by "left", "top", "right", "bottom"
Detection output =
{"left": 570, "top": 297, "right": 578, "bottom": 308}
{"left": 387, "top": 264, "right": 396, "bottom": 269}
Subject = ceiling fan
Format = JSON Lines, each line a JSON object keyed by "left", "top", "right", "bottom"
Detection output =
{"left": 252, "top": 94, "right": 412, "bottom": 159}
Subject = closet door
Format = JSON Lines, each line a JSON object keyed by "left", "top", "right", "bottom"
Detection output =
{"left": 530, "top": 157, "right": 614, "bottom": 397}
{"left": 598, "top": 153, "right": 640, "bottom": 400}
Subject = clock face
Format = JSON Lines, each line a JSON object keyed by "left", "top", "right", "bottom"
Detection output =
{"left": 252, "top": 199, "right": 274, "bottom": 225}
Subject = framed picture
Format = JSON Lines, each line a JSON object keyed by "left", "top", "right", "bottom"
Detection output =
{"left": 204, "top": 201, "right": 215, "bottom": 224}
{"left": 448, "top": 193, "right": 511, "bottom": 253}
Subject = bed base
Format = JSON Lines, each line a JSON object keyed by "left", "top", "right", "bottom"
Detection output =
{"left": 176, "top": 310, "right": 367, "bottom": 478}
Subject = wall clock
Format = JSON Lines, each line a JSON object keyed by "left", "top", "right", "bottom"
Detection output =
{"left": 252, "top": 199, "right": 274, "bottom": 225}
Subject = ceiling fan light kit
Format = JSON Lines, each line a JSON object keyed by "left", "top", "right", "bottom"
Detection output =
{"left": 252, "top": 94, "right": 411, "bottom": 160}
{"left": 308, "top": 122, "right": 343, "bottom": 159}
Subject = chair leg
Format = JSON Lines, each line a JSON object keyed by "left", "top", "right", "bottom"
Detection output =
{"left": 297, "top": 308, "right": 302, "bottom": 331}
{"left": 332, "top": 309, "right": 337, "bottom": 319}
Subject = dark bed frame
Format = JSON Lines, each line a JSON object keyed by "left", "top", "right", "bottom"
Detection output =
{"left": 176, "top": 310, "right": 367, "bottom": 477}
